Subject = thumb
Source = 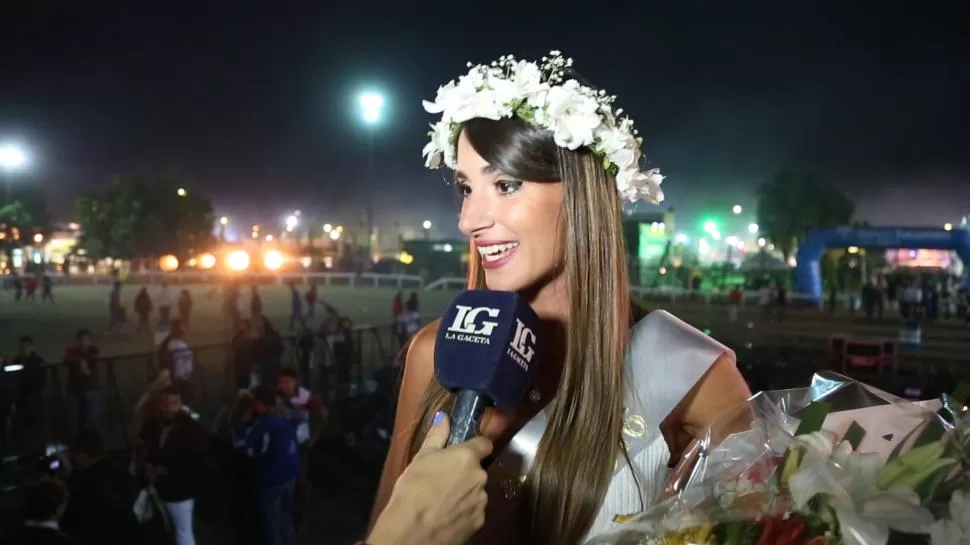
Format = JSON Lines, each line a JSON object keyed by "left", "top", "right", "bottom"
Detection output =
{"left": 418, "top": 411, "right": 449, "bottom": 453}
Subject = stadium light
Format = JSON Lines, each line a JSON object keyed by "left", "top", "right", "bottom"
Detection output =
{"left": 219, "top": 216, "right": 229, "bottom": 226}
{"left": 359, "top": 92, "right": 385, "bottom": 125}
{"left": 159, "top": 254, "right": 179, "bottom": 272}
{"left": 747, "top": 223, "right": 759, "bottom": 234}
{"left": 177, "top": 187, "right": 187, "bottom": 197}
{"left": 226, "top": 250, "right": 250, "bottom": 271}
{"left": 263, "top": 249, "right": 284, "bottom": 271}
{"left": 358, "top": 89, "right": 386, "bottom": 253}
{"left": 732, "top": 204, "right": 742, "bottom": 215}
{"left": 0, "top": 142, "right": 30, "bottom": 203}
{"left": 0, "top": 144, "right": 28, "bottom": 171}
{"left": 197, "top": 253, "right": 217, "bottom": 269}
{"left": 944, "top": 223, "right": 953, "bottom": 231}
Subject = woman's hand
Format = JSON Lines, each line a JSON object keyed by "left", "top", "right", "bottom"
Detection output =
{"left": 368, "top": 413, "right": 492, "bottom": 545}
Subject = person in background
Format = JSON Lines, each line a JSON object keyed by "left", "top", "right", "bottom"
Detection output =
{"left": 296, "top": 327, "right": 315, "bottom": 387}
{"left": 231, "top": 319, "right": 258, "bottom": 390}
{"left": 16, "top": 480, "right": 78, "bottom": 545}
{"left": 12, "top": 335, "right": 46, "bottom": 435}
{"left": 276, "top": 369, "right": 326, "bottom": 531}
{"left": 288, "top": 282, "right": 304, "bottom": 332}
{"left": 159, "top": 319, "right": 195, "bottom": 404}
{"left": 249, "top": 285, "right": 262, "bottom": 320}
{"left": 130, "top": 369, "right": 173, "bottom": 450}
{"left": 12, "top": 273, "right": 23, "bottom": 301}
{"left": 24, "top": 275, "right": 38, "bottom": 301}
{"left": 234, "top": 385, "right": 300, "bottom": 545}
{"left": 178, "top": 289, "right": 193, "bottom": 328}
{"left": 330, "top": 317, "right": 355, "bottom": 402}
{"left": 134, "top": 287, "right": 154, "bottom": 333}
{"left": 727, "top": 285, "right": 742, "bottom": 322}
{"left": 140, "top": 385, "right": 206, "bottom": 545}
{"left": 60, "top": 430, "right": 143, "bottom": 545}
{"left": 108, "top": 281, "right": 125, "bottom": 333}
{"left": 774, "top": 283, "right": 787, "bottom": 322}
{"left": 41, "top": 274, "right": 54, "bottom": 303}
{"left": 391, "top": 292, "right": 406, "bottom": 347}
{"left": 64, "top": 329, "right": 102, "bottom": 433}
{"left": 156, "top": 281, "right": 172, "bottom": 327}
{"left": 230, "top": 391, "right": 259, "bottom": 545}
{"left": 223, "top": 283, "right": 242, "bottom": 327}
{"left": 304, "top": 282, "right": 318, "bottom": 321}
{"left": 254, "top": 316, "right": 285, "bottom": 388}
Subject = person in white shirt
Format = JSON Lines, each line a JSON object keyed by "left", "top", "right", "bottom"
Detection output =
{"left": 161, "top": 320, "right": 195, "bottom": 403}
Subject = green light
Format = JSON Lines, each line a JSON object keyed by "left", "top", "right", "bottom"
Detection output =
{"left": 702, "top": 220, "right": 719, "bottom": 235}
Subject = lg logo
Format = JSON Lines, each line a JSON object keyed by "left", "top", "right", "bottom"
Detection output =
{"left": 510, "top": 319, "right": 536, "bottom": 363}
{"left": 447, "top": 305, "right": 500, "bottom": 336}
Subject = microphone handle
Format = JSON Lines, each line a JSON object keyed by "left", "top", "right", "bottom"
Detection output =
{"left": 446, "top": 389, "right": 492, "bottom": 447}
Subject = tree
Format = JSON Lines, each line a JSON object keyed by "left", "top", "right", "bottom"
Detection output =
{"left": 0, "top": 185, "right": 51, "bottom": 263}
{"left": 755, "top": 168, "right": 854, "bottom": 260}
{"left": 74, "top": 173, "right": 216, "bottom": 260}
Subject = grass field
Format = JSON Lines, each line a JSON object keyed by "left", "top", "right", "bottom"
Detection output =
{"left": 0, "top": 284, "right": 459, "bottom": 359}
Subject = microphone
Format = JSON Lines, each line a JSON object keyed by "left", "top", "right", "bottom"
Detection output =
{"left": 435, "top": 289, "right": 540, "bottom": 447}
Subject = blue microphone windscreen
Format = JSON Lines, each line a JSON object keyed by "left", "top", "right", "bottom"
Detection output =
{"left": 434, "top": 289, "right": 540, "bottom": 409}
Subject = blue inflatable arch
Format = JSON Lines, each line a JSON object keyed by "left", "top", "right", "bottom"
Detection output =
{"left": 794, "top": 227, "right": 970, "bottom": 304}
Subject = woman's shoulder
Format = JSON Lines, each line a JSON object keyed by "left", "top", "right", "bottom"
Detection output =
{"left": 628, "top": 310, "right": 733, "bottom": 364}
{"left": 625, "top": 311, "right": 735, "bottom": 417}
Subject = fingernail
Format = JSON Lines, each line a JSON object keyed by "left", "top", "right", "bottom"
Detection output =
{"left": 432, "top": 411, "right": 444, "bottom": 425}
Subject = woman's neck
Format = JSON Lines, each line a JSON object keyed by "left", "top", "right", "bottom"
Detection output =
{"left": 524, "top": 273, "right": 569, "bottom": 324}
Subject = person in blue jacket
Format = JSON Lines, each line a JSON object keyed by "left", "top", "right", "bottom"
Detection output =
{"left": 233, "top": 385, "right": 300, "bottom": 545}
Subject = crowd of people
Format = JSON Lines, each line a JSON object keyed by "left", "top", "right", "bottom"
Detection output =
{"left": 1, "top": 277, "right": 426, "bottom": 544}
{"left": 7, "top": 363, "right": 327, "bottom": 545}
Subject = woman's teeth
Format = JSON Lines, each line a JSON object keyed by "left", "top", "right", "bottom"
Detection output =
{"left": 477, "top": 242, "right": 519, "bottom": 262}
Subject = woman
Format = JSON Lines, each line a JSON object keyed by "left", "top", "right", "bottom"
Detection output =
{"left": 370, "top": 52, "right": 751, "bottom": 545}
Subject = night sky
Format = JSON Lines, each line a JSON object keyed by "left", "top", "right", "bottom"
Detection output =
{"left": 1, "top": 2, "right": 968, "bottom": 237}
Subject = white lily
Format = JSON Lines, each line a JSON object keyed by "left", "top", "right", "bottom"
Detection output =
{"left": 929, "top": 490, "right": 970, "bottom": 545}
{"left": 788, "top": 446, "right": 935, "bottom": 545}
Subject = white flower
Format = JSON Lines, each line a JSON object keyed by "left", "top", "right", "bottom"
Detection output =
{"left": 929, "top": 490, "right": 970, "bottom": 545}
{"left": 545, "top": 80, "right": 601, "bottom": 149}
{"left": 486, "top": 75, "right": 522, "bottom": 111}
{"left": 788, "top": 447, "right": 935, "bottom": 545}
{"left": 420, "top": 52, "right": 667, "bottom": 206}
{"left": 597, "top": 128, "right": 637, "bottom": 169}
{"left": 513, "top": 60, "right": 544, "bottom": 96}
{"left": 794, "top": 430, "right": 836, "bottom": 458}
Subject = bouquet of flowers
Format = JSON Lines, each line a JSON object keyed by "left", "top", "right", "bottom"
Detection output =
{"left": 588, "top": 372, "right": 970, "bottom": 545}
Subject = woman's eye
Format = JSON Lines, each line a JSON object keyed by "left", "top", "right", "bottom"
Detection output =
{"left": 454, "top": 181, "right": 471, "bottom": 198}
{"left": 496, "top": 180, "right": 522, "bottom": 195}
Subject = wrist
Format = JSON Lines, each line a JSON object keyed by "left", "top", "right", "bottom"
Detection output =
{"left": 367, "top": 516, "right": 415, "bottom": 545}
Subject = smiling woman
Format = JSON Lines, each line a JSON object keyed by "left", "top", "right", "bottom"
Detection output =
{"left": 369, "top": 51, "right": 750, "bottom": 545}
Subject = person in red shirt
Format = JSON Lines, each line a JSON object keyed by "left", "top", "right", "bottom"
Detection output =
{"left": 64, "top": 329, "right": 102, "bottom": 432}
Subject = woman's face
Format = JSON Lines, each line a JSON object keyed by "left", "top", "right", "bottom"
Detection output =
{"left": 455, "top": 131, "right": 564, "bottom": 293}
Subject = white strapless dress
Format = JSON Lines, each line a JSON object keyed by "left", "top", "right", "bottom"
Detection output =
{"left": 469, "top": 310, "right": 734, "bottom": 545}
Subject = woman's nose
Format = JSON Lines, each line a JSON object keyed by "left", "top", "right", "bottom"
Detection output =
{"left": 458, "top": 193, "right": 494, "bottom": 236}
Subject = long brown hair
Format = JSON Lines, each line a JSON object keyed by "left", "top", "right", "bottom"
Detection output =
{"left": 406, "top": 117, "right": 634, "bottom": 544}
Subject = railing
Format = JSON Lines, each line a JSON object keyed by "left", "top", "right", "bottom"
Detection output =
{"left": 0, "top": 318, "right": 419, "bottom": 460}
{"left": 34, "top": 270, "right": 891, "bottom": 308}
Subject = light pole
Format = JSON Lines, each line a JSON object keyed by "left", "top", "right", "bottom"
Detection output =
{"left": 359, "top": 91, "right": 385, "bottom": 254}
{"left": 0, "top": 143, "right": 29, "bottom": 205}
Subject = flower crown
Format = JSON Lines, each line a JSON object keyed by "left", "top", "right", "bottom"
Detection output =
{"left": 421, "top": 51, "right": 664, "bottom": 204}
